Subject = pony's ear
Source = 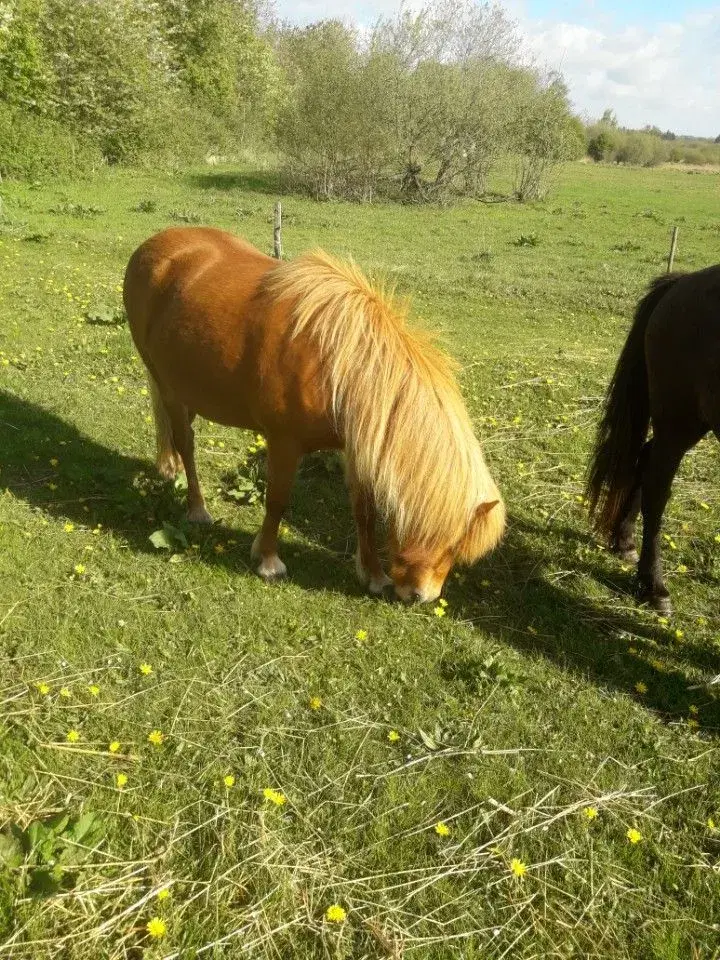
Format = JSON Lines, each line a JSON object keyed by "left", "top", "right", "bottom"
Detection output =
{"left": 475, "top": 500, "right": 499, "bottom": 520}
{"left": 457, "top": 498, "right": 505, "bottom": 564}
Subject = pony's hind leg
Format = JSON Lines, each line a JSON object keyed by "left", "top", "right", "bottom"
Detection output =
{"left": 636, "top": 430, "right": 697, "bottom": 614}
{"left": 148, "top": 374, "right": 183, "bottom": 479}
{"left": 164, "top": 399, "right": 212, "bottom": 525}
{"left": 251, "top": 440, "right": 300, "bottom": 580}
{"left": 611, "top": 439, "right": 652, "bottom": 564}
{"left": 347, "top": 469, "right": 391, "bottom": 595}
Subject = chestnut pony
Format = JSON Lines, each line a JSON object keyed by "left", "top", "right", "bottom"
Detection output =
{"left": 124, "top": 227, "right": 504, "bottom": 601}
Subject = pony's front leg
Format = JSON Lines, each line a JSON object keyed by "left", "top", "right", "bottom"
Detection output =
{"left": 348, "top": 472, "right": 391, "bottom": 596}
{"left": 251, "top": 440, "right": 300, "bottom": 581}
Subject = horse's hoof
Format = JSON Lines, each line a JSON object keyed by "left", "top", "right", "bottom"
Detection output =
{"left": 187, "top": 505, "right": 213, "bottom": 525}
{"left": 368, "top": 573, "right": 392, "bottom": 596}
{"left": 256, "top": 555, "right": 287, "bottom": 581}
{"left": 157, "top": 455, "right": 182, "bottom": 480}
{"left": 617, "top": 547, "right": 640, "bottom": 564}
{"left": 649, "top": 594, "right": 673, "bottom": 616}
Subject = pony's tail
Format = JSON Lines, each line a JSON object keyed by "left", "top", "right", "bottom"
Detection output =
{"left": 146, "top": 373, "right": 182, "bottom": 479}
{"left": 586, "top": 274, "right": 681, "bottom": 537}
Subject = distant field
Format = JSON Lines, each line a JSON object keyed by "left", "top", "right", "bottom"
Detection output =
{"left": 1, "top": 161, "right": 719, "bottom": 959}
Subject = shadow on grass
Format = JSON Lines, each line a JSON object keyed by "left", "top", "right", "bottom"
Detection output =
{"left": 2, "top": 389, "right": 717, "bottom": 730}
{"left": 0, "top": 390, "right": 360, "bottom": 598}
{"left": 187, "top": 169, "right": 283, "bottom": 196}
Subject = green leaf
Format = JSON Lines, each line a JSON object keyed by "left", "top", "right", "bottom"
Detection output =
{"left": 417, "top": 728, "right": 440, "bottom": 751}
{"left": 28, "top": 868, "right": 63, "bottom": 898}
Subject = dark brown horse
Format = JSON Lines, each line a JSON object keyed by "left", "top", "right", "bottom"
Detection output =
{"left": 587, "top": 264, "right": 720, "bottom": 614}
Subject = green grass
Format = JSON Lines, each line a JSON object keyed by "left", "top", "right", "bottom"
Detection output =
{"left": 1, "top": 161, "right": 720, "bottom": 958}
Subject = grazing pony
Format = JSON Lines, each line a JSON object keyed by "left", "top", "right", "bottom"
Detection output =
{"left": 124, "top": 227, "right": 504, "bottom": 601}
{"left": 587, "top": 264, "right": 720, "bottom": 614}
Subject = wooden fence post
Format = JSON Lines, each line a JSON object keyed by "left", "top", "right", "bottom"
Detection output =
{"left": 273, "top": 201, "right": 282, "bottom": 259}
{"left": 667, "top": 226, "right": 678, "bottom": 273}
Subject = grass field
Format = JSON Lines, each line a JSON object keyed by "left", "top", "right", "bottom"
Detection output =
{"left": 1, "top": 161, "right": 720, "bottom": 959}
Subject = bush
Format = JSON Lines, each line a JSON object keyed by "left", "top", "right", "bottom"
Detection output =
{"left": 0, "top": 101, "right": 102, "bottom": 180}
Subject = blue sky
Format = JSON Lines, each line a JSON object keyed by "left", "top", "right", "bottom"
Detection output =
{"left": 273, "top": 0, "right": 720, "bottom": 136}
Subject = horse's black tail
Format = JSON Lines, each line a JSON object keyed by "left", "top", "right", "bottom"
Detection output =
{"left": 586, "top": 273, "right": 682, "bottom": 538}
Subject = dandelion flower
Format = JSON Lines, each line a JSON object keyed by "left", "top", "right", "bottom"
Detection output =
{"left": 676, "top": 564, "right": 688, "bottom": 574}
{"left": 116, "top": 772, "right": 128, "bottom": 789}
{"left": 223, "top": 774, "right": 235, "bottom": 788}
{"left": 146, "top": 917, "right": 167, "bottom": 939}
{"left": 74, "top": 563, "right": 86, "bottom": 576}
{"left": 157, "top": 888, "right": 171, "bottom": 901}
{"left": 510, "top": 858, "right": 527, "bottom": 878}
{"left": 438, "top": 598, "right": 448, "bottom": 608}
{"left": 50, "top": 458, "right": 59, "bottom": 467}
{"left": 214, "top": 543, "right": 225, "bottom": 554}
{"left": 60, "top": 687, "right": 71, "bottom": 698}
{"left": 634, "top": 681, "right": 647, "bottom": 695}
{"left": 66, "top": 729, "right": 80, "bottom": 743}
{"left": 387, "top": 730, "right": 400, "bottom": 742}
{"left": 64, "top": 522, "right": 74, "bottom": 533}
{"left": 109, "top": 740, "right": 121, "bottom": 754}
{"left": 325, "top": 904, "right": 346, "bottom": 923}
{"left": 88, "top": 684, "right": 100, "bottom": 697}
{"left": 35, "top": 682, "right": 51, "bottom": 696}
{"left": 433, "top": 606, "right": 446, "bottom": 618}
{"left": 583, "top": 806, "right": 598, "bottom": 821}
{"left": 626, "top": 827, "right": 643, "bottom": 844}
{"left": 689, "top": 704, "right": 699, "bottom": 716}
{"left": 674, "top": 629, "right": 684, "bottom": 640}
{"left": 308, "top": 695, "right": 322, "bottom": 711}
{"left": 708, "top": 818, "right": 717, "bottom": 832}
{"left": 687, "top": 718, "right": 699, "bottom": 729}
{"left": 434, "top": 821, "right": 450, "bottom": 837}
{"left": 148, "top": 729, "right": 165, "bottom": 746}
{"left": 139, "top": 662, "right": 153, "bottom": 676}
{"left": 355, "top": 629, "right": 367, "bottom": 641}
{"left": 263, "top": 788, "right": 286, "bottom": 806}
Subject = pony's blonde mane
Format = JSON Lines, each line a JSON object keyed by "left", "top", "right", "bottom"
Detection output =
{"left": 262, "top": 250, "right": 504, "bottom": 560}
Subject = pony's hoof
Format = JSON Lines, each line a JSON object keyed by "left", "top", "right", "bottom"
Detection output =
{"left": 188, "top": 505, "right": 213, "bottom": 525}
{"left": 636, "top": 581, "right": 672, "bottom": 616}
{"left": 157, "top": 455, "right": 182, "bottom": 480}
{"left": 617, "top": 547, "right": 640, "bottom": 564}
{"left": 649, "top": 594, "right": 673, "bottom": 616}
{"left": 256, "top": 555, "right": 287, "bottom": 581}
{"left": 368, "top": 573, "right": 392, "bottom": 596}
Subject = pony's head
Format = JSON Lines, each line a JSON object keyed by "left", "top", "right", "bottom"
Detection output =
{"left": 388, "top": 498, "right": 505, "bottom": 603}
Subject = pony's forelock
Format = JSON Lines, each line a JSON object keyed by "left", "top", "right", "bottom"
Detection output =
{"left": 261, "top": 250, "right": 504, "bottom": 557}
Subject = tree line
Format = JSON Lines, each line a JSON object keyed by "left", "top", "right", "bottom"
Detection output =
{"left": 1, "top": 0, "right": 715, "bottom": 198}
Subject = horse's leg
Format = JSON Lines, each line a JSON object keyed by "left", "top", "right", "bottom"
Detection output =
{"left": 611, "top": 439, "right": 652, "bottom": 564}
{"left": 348, "top": 468, "right": 391, "bottom": 595}
{"left": 251, "top": 440, "right": 300, "bottom": 580}
{"left": 636, "top": 434, "right": 688, "bottom": 613}
{"left": 166, "top": 401, "right": 212, "bottom": 525}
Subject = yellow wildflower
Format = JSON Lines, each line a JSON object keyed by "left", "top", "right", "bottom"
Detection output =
{"left": 387, "top": 730, "right": 400, "bottom": 742}
{"left": 308, "top": 696, "right": 322, "bottom": 711}
{"left": 634, "top": 681, "right": 648, "bottom": 695}
{"left": 626, "top": 828, "right": 643, "bottom": 844}
{"left": 59, "top": 687, "right": 71, "bottom": 698}
{"left": 35, "top": 682, "right": 51, "bottom": 696}
{"left": 116, "top": 772, "right": 128, "bottom": 789}
{"left": 146, "top": 917, "right": 167, "bottom": 939}
{"left": 64, "top": 522, "right": 74, "bottom": 532}
{"left": 434, "top": 821, "right": 450, "bottom": 837}
{"left": 708, "top": 818, "right": 717, "bottom": 832}
{"left": 88, "top": 684, "right": 100, "bottom": 697}
{"left": 74, "top": 563, "right": 86, "bottom": 576}
{"left": 50, "top": 458, "right": 59, "bottom": 467}
{"left": 433, "top": 606, "right": 446, "bottom": 617}
{"left": 325, "top": 904, "right": 346, "bottom": 923}
{"left": 139, "top": 662, "right": 153, "bottom": 676}
{"left": 223, "top": 774, "right": 235, "bottom": 788}
{"left": 263, "top": 788, "right": 286, "bottom": 806}
{"left": 148, "top": 730, "right": 165, "bottom": 746}
{"left": 438, "top": 598, "right": 448, "bottom": 608}
{"left": 674, "top": 629, "right": 684, "bottom": 640}
{"left": 510, "top": 858, "right": 527, "bottom": 878}
{"left": 689, "top": 704, "right": 699, "bottom": 716}
{"left": 66, "top": 729, "right": 80, "bottom": 743}
{"left": 109, "top": 740, "right": 121, "bottom": 753}
{"left": 687, "top": 718, "right": 699, "bottom": 729}
{"left": 214, "top": 543, "right": 225, "bottom": 554}
{"left": 583, "top": 806, "right": 598, "bottom": 821}
{"left": 157, "top": 888, "right": 171, "bottom": 901}
{"left": 355, "top": 629, "right": 367, "bottom": 641}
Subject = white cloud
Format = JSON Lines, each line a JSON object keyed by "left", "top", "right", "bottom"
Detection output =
{"left": 524, "top": 12, "right": 720, "bottom": 136}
